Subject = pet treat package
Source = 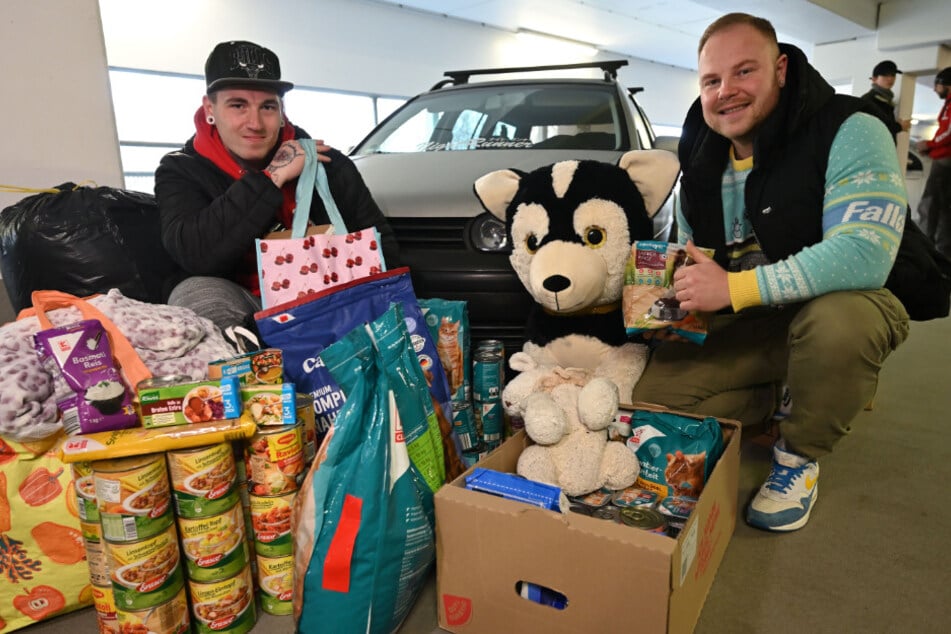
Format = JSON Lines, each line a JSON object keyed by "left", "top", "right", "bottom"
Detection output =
{"left": 626, "top": 409, "right": 724, "bottom": 499}
{"left": 33, "top": 319, "right": 138, "bottom": 435}
{"left": 622, "top": 240, "right": 714, "bottom": 344}
{"left": 255, "top": 267, "right": 454, "bottom": 451}
{"left": 293, "top": 306, "right": 435, "bottom": 633}
{"left": 419, "top": 298, "right": 471, "bottom": 405}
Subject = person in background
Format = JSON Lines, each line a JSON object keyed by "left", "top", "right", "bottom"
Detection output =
{"left": 860, "top": 60, "right": 911, "bottom": 143}
{"left": 155, "top": 40, "right": 399, "bottom": 337}
{"left": 631, "top": 13, "right": 910, "bottom": 532}
{"left": 916, "top": 67, "right": 951, "bottom": 257}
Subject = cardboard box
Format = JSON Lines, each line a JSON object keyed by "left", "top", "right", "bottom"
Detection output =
{"left": 435, "top": 407, "right": 740, "bottom": 634}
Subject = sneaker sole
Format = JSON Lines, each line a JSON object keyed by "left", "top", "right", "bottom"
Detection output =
{"left": 747, "top": 485, "right": 818, "bottom": 532}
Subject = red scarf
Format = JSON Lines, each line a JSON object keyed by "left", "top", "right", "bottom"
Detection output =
{"left": 191, "top": 107, "right": 300, "bottom": 293}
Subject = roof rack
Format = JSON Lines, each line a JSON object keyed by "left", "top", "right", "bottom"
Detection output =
{"left": 433, "top": 60, "right": 629, "bottom": 90}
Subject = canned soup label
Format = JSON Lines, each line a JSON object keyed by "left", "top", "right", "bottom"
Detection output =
{"left": 178, "top": 504, "right": 249, "bottom": 582}
{"left": 72, "top": 462, "right": 100, "bottom": 522}
{"left": 189, "top": 565, "right": 256, "bottom": 634}
{"left": 249, "top": 493, "right": 295, "bottom": 557}
{"left": 95, "top": 456, "right": 173, "bottom": 542}
{"left": 107, "top": 525, "right": 184, "bottom": 610}
{"left": 245, "top": 427, "right": 304, "bottom": 496}
{"left": 168, "top": 443, "right": 238, "bottom": 517}
{"left": 116, "top": 582, "right": 190, "bottom": 634}
{"left": 257, "top": 554, "right": 294, "bottom": 615}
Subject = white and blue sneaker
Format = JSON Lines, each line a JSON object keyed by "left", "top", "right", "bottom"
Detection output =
{"left": 747, "top": 440, "right": 818, "bottom": 532}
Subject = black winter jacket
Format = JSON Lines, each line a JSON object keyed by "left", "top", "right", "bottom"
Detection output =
{"left": 155, "top": 125, "right": 399, "bottom": 286}
{"left": 860, "top": 86, "right": 903, "bottom": 141}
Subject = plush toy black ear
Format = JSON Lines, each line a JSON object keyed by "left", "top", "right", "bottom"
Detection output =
{"left": 474, "top": 169, "right": 526, "bottom": 220}
{"left": 617, "top": 150, "right": 680, "bottom": 218}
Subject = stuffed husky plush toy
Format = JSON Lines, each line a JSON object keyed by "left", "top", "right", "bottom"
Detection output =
{"left": 473, "top": 150, "right": 679, "bottom": 495}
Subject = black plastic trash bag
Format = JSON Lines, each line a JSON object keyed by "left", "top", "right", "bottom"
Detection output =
{"left": 0, "top": 183, "right": 182, "bottom": 312}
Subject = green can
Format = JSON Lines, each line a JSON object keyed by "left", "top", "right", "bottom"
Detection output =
{"left": 188, "top": 564, "right": 258, "bottom": 634}
{"left": 256, "top": 553, "right": 294, "bottom": 615}
{"left": 167, "top": 443, "right": 239, "bottom": 518}
{"left": 105, "top": 523, "right": 186, "bottom": 611}
{"left": 71, "top": 462, "right": 99, "bottom": 524}
{"left": 93, "top": 453, "right": 174, "bottom": 543}
{"left": 177, "top": 501, "right": 250, "bottom": 583}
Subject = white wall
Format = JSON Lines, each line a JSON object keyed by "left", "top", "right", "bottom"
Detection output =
{"left": 0, "top": 0, "right": 122, "bottom": 212}
{"left": 97, "top": 0, "right": 697, "bottom": 127}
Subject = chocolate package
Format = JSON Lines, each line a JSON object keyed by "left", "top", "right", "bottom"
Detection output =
{"left": 33, "top": 319, "right": 138, "bottom": 435}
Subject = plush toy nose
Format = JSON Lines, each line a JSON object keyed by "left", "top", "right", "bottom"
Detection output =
{"left": 543, "top": 275, "right": 571, "bottom": 294}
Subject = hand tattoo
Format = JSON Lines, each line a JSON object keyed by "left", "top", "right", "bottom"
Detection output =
{"left": 268, "top": 143, "right": 300, "bottom": 170}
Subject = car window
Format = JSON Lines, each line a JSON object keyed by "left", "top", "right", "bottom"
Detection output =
{"left": 353, "top": 84, "right": 628, "bottom": 154}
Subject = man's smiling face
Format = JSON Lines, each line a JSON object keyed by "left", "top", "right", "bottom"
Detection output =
{"left": 698, "top": 22, "right": 787, "bottom": 159}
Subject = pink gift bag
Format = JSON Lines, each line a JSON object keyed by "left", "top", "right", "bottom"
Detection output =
{"left": 256, "top": 143, "right": 386, "bottom": 308}
{"left": 258, "top": 228, "right": 385, "bottom": 308}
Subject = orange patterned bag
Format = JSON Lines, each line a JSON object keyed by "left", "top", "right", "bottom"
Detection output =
{"left": 0, "top": 432, "right": 92, "bottom": 632}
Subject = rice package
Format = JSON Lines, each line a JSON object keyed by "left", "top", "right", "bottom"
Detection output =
{"left": 626, "top": 409, "right": 724, "bottom": 500}
{"left": 33, "top": 319, "right": 138, "bottom": 435}
{"left": 622, "top": 240, "right": 713, "bottom": 344}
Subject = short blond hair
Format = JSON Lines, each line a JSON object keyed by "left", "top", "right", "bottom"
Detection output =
{"left": 698, "top": 12, "right": 779, "bottom": 57}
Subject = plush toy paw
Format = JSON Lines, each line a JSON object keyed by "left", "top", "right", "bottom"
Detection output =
{"left": 523, "top": 392, "right": 567, "bottom": 445}
{"left": 577, "top": 377, "right": 619, "bottom": 432}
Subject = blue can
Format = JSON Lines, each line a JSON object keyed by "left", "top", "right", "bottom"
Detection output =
{"left": 474, "top": 397, "right": 503, "bottom": 445}
{"left": 451, "top": 402, "right": 480, "bottom": 450}
{"left": 472, "top": 349, "right": 503, "bottom": 402}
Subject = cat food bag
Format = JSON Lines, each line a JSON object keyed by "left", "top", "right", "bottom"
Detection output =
{"left": 419, "top": 298, "right": 470, "bottom": 405}
{"left": 33, "top": 319, "right": 138, "bottom": 435}
{"left": 293, "top": 305, "right": 435, "bottom": 632}
{"left": 625, "top": 410, "right": 724, "bottom": 500}
{"left": 622, "top": 240, "right": 713, "bottom": 344}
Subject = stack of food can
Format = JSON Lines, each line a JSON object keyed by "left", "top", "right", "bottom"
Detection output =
{"left": 70, "top": 462, "right": 116, "bottom": 633}
{"left": 243, "top": 423, "right": 305, "bottom": 616}
{"left": 92, "top": 453, "right": 190, "bottom": 634}
{"left": 167, "top": 442, "right": 258, "bottom": 634}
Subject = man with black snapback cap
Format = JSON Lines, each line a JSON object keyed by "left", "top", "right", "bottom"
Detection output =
{"left": 916, "top": 67, "right": 951, "bottom": 257}
{"left": 860, "top": 60, "right": 911, "bottom": 142}
{"left": 155, "top": 40, "right": 399, "bottom": 336}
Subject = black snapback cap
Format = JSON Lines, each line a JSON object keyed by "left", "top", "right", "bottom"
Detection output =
{"left": 205, "top": 40, "right": 294, "bottom": 95}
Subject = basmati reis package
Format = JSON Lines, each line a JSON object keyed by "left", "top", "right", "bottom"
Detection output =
{"left": 33, "top": 319, "right": 138, "bottom": 435}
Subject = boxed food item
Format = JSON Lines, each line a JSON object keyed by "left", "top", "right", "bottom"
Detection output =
{"left": 435, "top": 405, "right": 740, "bottom": 634}
{"left": 208, "top": 348, "right": 284, "bottom": 385}
{"left": 220, "top": 378, "right": 297, "bottom": 426}
{"left": 137, "top": 378, "right": 227, "bottom": 428}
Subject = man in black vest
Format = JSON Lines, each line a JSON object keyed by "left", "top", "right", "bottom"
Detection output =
{"left": 632, "top": 13, "right": 910, "bottom": 532}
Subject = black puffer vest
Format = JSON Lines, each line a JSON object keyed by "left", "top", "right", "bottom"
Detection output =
{"left": 677, "top": 44, "right": 951, "bottom": 320}
{"left": 678, "top": 44, "right": 865, "bottom": 266}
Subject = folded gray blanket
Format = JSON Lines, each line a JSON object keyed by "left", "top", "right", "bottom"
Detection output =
{"left": 0, "top": 290, "right": 236, "bottom": 441}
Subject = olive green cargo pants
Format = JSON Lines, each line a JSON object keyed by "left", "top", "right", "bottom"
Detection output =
{"left": 631, "top": 290, "right": 909, "bottom": 459}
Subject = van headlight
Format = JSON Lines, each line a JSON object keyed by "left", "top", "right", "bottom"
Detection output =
{"left": 468, "top": 213, "right": 509, "bottom": 252}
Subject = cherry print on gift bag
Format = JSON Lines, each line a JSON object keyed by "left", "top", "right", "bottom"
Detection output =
{"left": 256, "top": 143, "right": 385, "bottom": 309}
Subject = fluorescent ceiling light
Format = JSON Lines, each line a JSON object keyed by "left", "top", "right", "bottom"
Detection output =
{"left": 515, "top": 29, "right": 598, "bottom": 58}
